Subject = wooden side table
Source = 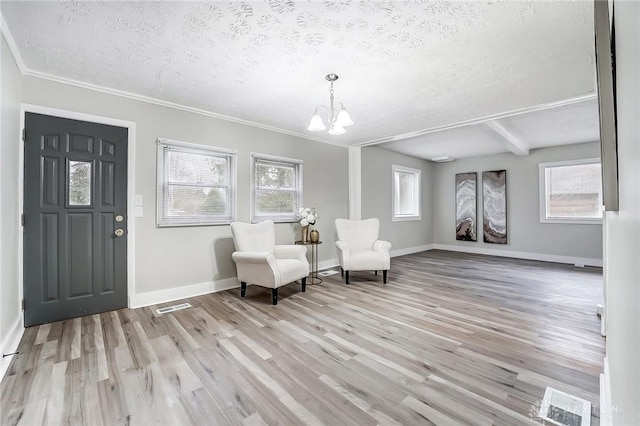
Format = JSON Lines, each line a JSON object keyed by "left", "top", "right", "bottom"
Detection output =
{"left": 294, "top": 241, "right": 322, "bottom": 284}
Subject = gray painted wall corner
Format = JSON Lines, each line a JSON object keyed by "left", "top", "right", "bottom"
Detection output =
{"left": 361, "top": 146, "right": 434, "bottom": 251}
{"left": 432, "top": 142, "right": 603, "bottom": 262}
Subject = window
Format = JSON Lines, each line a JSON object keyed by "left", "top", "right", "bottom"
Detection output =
{"left": 539, "top": 158, "right": 603, "bottom": 224}
{"left": 156, "top": 138, "right": 236, "bottom": 227}
{"left": 251, "top": 153, "right": 303, "bottom": 223}
{"left": 392, "top": 165, "right": 421, "bottom": 221}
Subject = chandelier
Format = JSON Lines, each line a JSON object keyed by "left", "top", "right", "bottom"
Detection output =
{"left": 307, "top": 73, "right": 354, "bottom": 135}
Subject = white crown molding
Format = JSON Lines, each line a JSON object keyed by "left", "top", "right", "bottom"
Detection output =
{"left": 2, "top": 9, "right": 595, "bottom": 153}
{"left": 357, "top": 93, "right": 598, "bottom": 147}
{"left": 0, "top": 12, "right": 26, "bottom": 74}
{"left": 1, "top": 13, "right": 346, "bottom": 149}
{"left": 24, "top": 69, "right": 350, "bottom": 148}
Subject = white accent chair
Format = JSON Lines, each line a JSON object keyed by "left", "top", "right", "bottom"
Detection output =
{"left": 335, "top": 218, "right": 392, "bottom": 285}
{"left": 230, "top": 220, "right": 309, "bottom": 305}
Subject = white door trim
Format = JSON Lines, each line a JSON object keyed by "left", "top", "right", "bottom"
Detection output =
{"left": 19, "top": 104, "right": 137, "bottom": 318}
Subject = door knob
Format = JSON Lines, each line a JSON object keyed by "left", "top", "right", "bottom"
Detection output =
{"left": 114, "top": 228, "right": 125, "bottom": 237}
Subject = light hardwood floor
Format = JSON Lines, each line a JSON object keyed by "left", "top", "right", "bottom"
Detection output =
{"left": 1, "top": 250, "right": 604, "bottom": 425}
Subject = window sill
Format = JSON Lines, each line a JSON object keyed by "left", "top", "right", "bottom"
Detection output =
{"left": 539, "top": 217, "right": 603, "bottom": 225}
{"left": 392, "top": 216, "right": 421, "bottom": 222}
{"left": 251, "top": 218, "right": 297, "bottom": 224}
{"left": 157, "top": 220, "right": 233, "bottom": 227}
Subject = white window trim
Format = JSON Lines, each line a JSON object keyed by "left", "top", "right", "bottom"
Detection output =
{"left": 156, "top": 138, "right": 237, "bottom": 227}
{"left": 392, "top": 165, "right": 421, "bottom": 222}
{"left": 538, "top": 158, "right": 603, "bottom": 225}
{"left": 251, "top": 153, "right": 303, "bottom": 223}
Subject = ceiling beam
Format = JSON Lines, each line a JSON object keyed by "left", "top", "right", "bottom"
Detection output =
{"left": 483, "top": 121, "right": 530, "bottom": 156}
{"left": 356, "top": 93, "right": 596, "bottom": 147}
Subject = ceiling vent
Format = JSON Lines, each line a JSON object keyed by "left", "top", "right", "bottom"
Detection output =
{"left": 431, "top": 156, "right": 456, "bottom": 162}
{"left": 537, "top": 387, "right": 591, "bottom": 426}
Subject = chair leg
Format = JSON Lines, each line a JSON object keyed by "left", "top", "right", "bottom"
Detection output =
{"left": 240, "top": 282, "right": 247, "bottom": 297}
{"left": 374, "top": 270, "right": 378, "bottom": 275}
{"left": 383, "top": 270, "right": 388, "bottom": 284}
{"left": 301, "top": 277, "right": 307, "bottom": 293}
{"left": 272, "top": 288, "right": 278, "bottom": 305}
{"left": 345, "top": 271, "right": 349, "bottom": 285}
{"left": 340, "top": 267, "right": 344, "bottom": 277}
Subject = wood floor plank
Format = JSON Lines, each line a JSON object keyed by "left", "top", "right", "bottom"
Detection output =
{"left": 1, "top": 250, "right": 604, "bottom": 425}
{"left": 96, "top": 378, "right": 130, "bottom": 425}
{"left": 182, "top": 348, "right": 257, "bottom": 424}
{"left": 42, "top": 361, "right": 66, "bottom": 426}
{"left": 318, "top": 374, "right": 400, "bottom": 426}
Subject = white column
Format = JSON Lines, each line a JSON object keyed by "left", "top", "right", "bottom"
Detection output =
{"left": 348, "top": 147, "right": 361, "bottom": 220}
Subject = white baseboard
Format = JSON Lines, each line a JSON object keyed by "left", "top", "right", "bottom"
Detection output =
{"left": 129, "top": 277, "right": 239, "bottom": 309}
{"left": 391, "top": 244, "right": 434, "bottom": 258}
{"left": 317, "top": 258, "right": 339, "bottom": 271}
{"left": 129, "top": 242, "right": 599, "bottom": 308}
{"left": 600, "top": 357, "right": 612, "bottom": 426}
{"left": 1, "top": 315, "right": 24, "bottom": 381}
{"left": 432, "top": 244, "right": 603, "bottom": 267}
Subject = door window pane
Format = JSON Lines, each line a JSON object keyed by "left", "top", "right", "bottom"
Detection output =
{"left": 68, "top": 160, "right": 92, "bottom": 206}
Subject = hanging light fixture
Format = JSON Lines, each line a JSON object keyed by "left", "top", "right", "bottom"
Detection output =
{"left": 307, "top": 73, "right": 354, "bottom": 135}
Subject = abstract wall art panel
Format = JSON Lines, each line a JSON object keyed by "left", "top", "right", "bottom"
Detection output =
{"left": 455, "top": 172, "right": 477, "bottom": 241}
{"left": 482, "top": 170, "right": 507, "bottom": 244}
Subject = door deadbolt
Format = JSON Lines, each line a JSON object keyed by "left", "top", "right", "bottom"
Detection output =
{"left": 115, "top": 215, "right": 124, "bottom": 223}
{"left": 114, "top": 228, "right": 125, "bottom": 237}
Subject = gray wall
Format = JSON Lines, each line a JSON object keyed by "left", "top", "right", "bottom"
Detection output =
{"left": 432, "top": 142, "right": 603, "bottom": 263}
{"left": 21, "top": 75, "right": 349, "bottom": 298}
{"left": 605, "top": 1, "right": 640, "bottom": 423}
{"left": 1, "top": 35, "right": 23, "bottom": 359}
{"left": 361, "top": 146, "right": 433, "bottom": 251}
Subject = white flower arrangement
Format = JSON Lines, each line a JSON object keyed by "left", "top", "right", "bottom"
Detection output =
{"left": 297, "top": 207, "right": 317, "bottom": 227}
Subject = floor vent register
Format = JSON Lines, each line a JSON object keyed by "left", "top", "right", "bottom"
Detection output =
{"left": 155, "top": 302, "right": 192, "bottom": 315}
{"left": 538, "top": 387, "right": 592, "bottom": 426}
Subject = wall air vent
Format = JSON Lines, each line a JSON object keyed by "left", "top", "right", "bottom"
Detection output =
{"left": 155, "top": 302, "right": 192, "bottom": 315}
{"left": 431, "top": 156, "right": 456, "bottom": 163}
{"left": 537, "top": 387, "right": 591, "bottom": 426}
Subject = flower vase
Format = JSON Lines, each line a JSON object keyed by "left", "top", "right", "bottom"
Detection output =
{"left": 310, "top": 228, "right": 319, "bottom": 243}
{"left": 301, "top": 225, "right": 309, "bottom": 243}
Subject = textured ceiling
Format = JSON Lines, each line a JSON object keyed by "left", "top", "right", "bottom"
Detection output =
{"left": 381, "top": 98, "right": 600, "bottom": 160}
{"left": 2, "top": 0, "right": 598, "bottom": 156}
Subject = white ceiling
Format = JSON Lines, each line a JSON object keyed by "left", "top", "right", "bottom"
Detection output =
{"left": 1, "top": 1, "right": 600, "bottom": 160}
{"left": 380, "top": 97, "right": 601, "bottom": 160}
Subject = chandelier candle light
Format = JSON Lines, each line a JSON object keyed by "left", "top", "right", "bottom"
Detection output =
{"left": 307, "top": 74, "right": 354, "bottom": 136}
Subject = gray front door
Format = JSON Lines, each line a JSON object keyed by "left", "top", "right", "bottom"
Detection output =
{"left": 23, "top": 113, "right": 128, "bottom": 326}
